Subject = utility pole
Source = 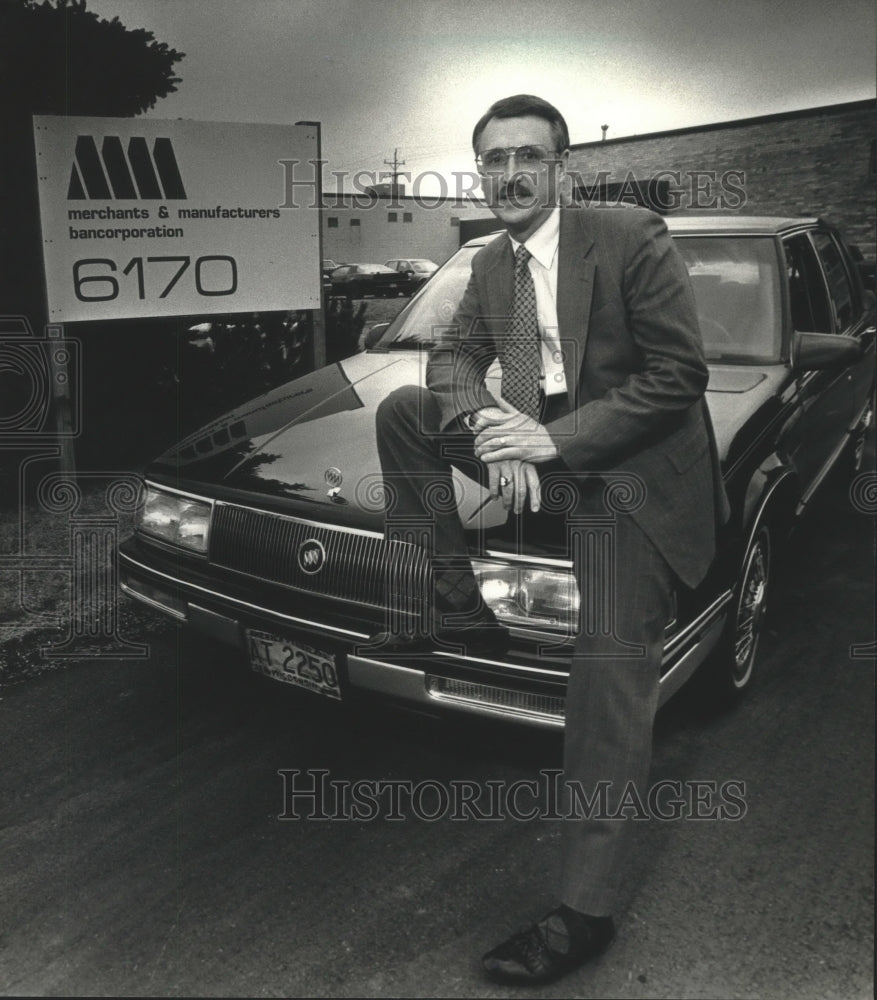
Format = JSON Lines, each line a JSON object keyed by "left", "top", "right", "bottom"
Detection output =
{"left": 382, "top": 148, "right": 406, "bottom": 189}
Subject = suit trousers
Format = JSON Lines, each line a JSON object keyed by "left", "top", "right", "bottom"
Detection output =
{"left": 375, "top": 385, "right": 675, "bottom": 915}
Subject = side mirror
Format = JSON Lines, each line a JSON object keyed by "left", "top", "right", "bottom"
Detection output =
{"left": 792, "top": 331, "right": 862, "bottom": 371}
{"left": 363, "top": 322, "right": 390, "bottom": 349}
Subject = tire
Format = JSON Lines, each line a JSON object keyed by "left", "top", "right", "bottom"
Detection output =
{"left": 703, "top": 522, "right": 772, "bottom": 703}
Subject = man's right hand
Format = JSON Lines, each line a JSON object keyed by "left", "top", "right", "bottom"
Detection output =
{"left": 486, "top": 458, "right": 541, "bottom": 514}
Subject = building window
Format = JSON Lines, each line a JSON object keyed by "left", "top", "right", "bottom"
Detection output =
{"left": 403, "top": 212, "right": 413, "bottom": 223}
{"left": 388, "top": 212, "right": 397, "bottom": 222}
{"left": 327, "top": 217, "right": 338, "bottom": 228}
{"left": 350, "top": 218, "right": 360, "bottom": 227}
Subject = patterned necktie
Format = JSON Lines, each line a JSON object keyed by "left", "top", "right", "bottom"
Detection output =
{"left": 502, "top": 245, "right": 541, "bottom": 419}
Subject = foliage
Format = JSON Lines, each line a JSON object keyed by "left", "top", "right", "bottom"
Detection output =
{"left": 0, "top": 0, "right": 184, "bottom": 117}
{"left": 0, "top": 0, "right": 185, "bottom": 322}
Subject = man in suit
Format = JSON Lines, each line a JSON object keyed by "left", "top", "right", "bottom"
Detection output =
{"left": 371, "top": 94, "right": 727, "bottom": 985}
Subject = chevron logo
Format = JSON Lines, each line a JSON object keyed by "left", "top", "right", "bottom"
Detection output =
{"left": 67, "top": 135, "right": 187, "bottom": 200}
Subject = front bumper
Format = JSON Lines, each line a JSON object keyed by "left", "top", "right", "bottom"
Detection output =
{"left": 119, "top": 536, "right": 730, "bottom": 728}
{"left": 119, "top": 536, "right": 573, "bottom": 727}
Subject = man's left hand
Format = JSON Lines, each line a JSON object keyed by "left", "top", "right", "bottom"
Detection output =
{"left": 472, "top": 398, "right": 558, "bottom": 464}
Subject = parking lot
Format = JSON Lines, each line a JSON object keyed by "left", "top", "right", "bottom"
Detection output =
{"left": 0, "top": 438, "right": 873, "bottom": 998}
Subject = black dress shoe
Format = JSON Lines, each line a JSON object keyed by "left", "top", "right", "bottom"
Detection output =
{"left": 360, "top": 622, "right": 510, "bottom": 658}
{"left": 482, "top": 906, "right": 615, "bottom": 985}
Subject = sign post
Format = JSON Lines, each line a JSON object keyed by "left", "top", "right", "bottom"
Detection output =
{"left": 296, "top": 119, "right": 326, "bottom": 370}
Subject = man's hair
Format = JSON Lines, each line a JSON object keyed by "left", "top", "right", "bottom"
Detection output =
{"left": 472, "top": 95, "right": 570, "bottom": 155}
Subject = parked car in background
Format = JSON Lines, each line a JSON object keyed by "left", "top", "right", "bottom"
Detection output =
{"left": 384, "top": 258, "right": 439, "bottom": 294}
{"left": 329, "top": 262, "right": 403, "bottom": 299}
{"left": 120, "top": 214, "right": 874, "bottom": 727}
{"left": 322, "top": 258, "right": 341, "bottom": 280}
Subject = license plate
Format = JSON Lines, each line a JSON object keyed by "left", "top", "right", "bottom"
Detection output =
{"left": 246, "top": 629, "right": 341, "bottom": 700}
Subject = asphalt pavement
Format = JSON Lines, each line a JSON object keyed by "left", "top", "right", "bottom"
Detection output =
{"left": 0, "top": 453, "right": 873, "bottom": 998}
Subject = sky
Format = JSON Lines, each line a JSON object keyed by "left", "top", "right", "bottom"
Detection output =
{"left": 83, "top": 0, "right": 877, "bottom": 194}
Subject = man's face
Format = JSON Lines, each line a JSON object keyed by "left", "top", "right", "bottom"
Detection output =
{"left": 475, "top": 114, "right": 568, "bottom": 242}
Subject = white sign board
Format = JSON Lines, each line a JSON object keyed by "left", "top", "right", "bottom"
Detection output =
{"left": 33, "top": 116, "right": 321, "bottom": 322}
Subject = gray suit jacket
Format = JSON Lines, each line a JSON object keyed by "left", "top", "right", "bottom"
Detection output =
{"left": 426, "top": 204, "right": 728, "bottom": 589}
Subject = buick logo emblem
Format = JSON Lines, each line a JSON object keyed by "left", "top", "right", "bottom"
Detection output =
{"left": 324, "top": 467, "right": 343, "bottom": 488}
{"left": 297, "top": 539, "right": 326, "bottom": 574}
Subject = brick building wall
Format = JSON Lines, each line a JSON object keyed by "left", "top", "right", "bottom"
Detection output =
{"left": 567, "top": 100, "right": 876, "bottom": 258}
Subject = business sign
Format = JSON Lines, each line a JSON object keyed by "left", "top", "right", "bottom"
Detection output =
{"left": 33, "top": 116, "right": 321, "bottom": 322}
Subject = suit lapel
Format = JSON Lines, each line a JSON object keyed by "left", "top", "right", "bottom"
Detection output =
{"left": 557, "top": 207, "right": 595, "bottom": 395}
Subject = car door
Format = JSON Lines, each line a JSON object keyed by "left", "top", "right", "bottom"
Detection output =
{"left": 783, "top": 230, "right": 863, "bottom": 498}
{"left": 335, "top": 265, "right": 357, "bottom": 291}
{"left": 811, "top": 229, "right": 875, "bottom": 420}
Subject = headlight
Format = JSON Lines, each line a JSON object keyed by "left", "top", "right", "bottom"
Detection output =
{"left": 472, "top": 559, "right": 579, "bottom": 631}
{"left": 136, "top": 486, "right": 211, "bottom": 555}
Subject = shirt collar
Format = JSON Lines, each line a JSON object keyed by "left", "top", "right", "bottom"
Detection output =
{"left": 508, "top": 206, "right": 560, "bottom": 270}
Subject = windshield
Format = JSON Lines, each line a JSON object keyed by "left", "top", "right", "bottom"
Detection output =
{"left": 379, "top": 233, "right": 783, "bottom": 362}
{"left": 357, "top": 263, "right": 395, "bottom": 274}
{"left": 379, "top": 244, "right": 481, "bottom": 346}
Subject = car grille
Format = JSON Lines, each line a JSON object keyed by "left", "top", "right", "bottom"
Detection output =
{"left": 209, "top": 503, "right": 427, "bottom": 612}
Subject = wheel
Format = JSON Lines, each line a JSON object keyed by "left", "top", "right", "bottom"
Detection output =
{"left": 703, "top": 522, "right": 772, "bottom": 702}
{"left": 729, "top": 524, "right": 770, "bottom": 691}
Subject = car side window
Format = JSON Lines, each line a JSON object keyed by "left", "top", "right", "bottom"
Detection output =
{"left": 783, "top": 235, "right": 833, "bottom": 333}
{"left": 811, "top": 232, "right": 859, "bottom": 331}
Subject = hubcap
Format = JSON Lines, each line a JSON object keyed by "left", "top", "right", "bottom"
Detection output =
{"left": 853, "top": 430, "right": 866, "bottom": 471}
{"left": 733, "top": 534, "right": 769, "bottom": 686}
{"left": 853, "top": 404, "right": 873, "bottom": 472}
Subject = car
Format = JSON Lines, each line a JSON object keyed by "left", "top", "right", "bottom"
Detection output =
{"left": 322, "top": 258, "right": 341, "bottom": 281}
{"left": 384, "top": 258, "right": 439, "bottom": 294}
{"left": 328, "top": 262, "right": 403, "bottom": 299}
{"left": 119, "top": 214, "right": 875, "bottom": 727}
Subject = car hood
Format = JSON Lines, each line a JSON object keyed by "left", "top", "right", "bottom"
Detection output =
{"left": 147, "top": 353, "right": 789, "bottom": 532}
{"left": 148, "top": 351, "right": 508, "bottom": 533}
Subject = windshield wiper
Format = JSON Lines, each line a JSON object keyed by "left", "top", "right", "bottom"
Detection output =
{"left": 385, "top": 340, "right": 433, "bottom": 351}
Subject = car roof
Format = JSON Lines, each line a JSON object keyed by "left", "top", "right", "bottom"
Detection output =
{"left": 460, "top": 214, "right": 826, "bottom": 248}
{"left": 666, "top": 214, "right": 822, "bottom": 235}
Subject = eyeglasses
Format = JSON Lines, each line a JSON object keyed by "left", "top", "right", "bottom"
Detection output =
{"left": 474, "top": 144, "right": 561, "bottom": 175}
